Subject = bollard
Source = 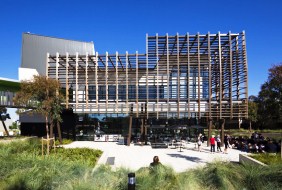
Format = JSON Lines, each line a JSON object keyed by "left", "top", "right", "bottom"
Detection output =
{"left": 128, "top": 172, "right": 135, "bottom": 190}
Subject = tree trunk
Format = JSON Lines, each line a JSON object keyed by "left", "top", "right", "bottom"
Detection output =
{"left": 0, "top": 118, "right": 9, "bottom": 137}
{"left": 50, "top": 122, "right": 54, "bottom": 147}
{"left": 45, "top": 115, "right": 50, "bottom": 155}
{"left": 249, "top": 121, "right": 252, "bottom": 132}
{"left": 57, "top": 121, "right": 62, "bottom": 144}
{"left": 45, "top": 115, "right": 49, "bottom": 139}
{"left": 50, "top": 122, "right": 53, "bottom": 139}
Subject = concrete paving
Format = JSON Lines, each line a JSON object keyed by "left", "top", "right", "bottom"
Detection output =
{"left": 64, "top": 141, "right": 247, "bottom": 172}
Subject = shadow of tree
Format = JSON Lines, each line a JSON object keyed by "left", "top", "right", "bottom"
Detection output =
{"left": 166, "top": 153, "right": 204, "bottom": 163}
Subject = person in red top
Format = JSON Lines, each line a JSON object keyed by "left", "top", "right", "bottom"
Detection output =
{"left": 210, "top": 135, "right": 216, "bottom": 153}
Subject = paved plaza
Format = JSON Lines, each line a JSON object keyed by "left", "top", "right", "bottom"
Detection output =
{"left": 64, "top": 141, "right": 247, "bottom": 172}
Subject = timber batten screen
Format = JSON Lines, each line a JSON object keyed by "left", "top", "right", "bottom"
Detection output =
{"left": 47, "top": 32, "right": 248, "bottom": 119}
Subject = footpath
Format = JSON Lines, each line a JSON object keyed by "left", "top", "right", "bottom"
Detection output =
{"left": 64, "top": 141, "right": 247, "bottom": 172}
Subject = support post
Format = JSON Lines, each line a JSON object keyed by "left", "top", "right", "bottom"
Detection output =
{"left": 66, "top": 52, "right": 69, "bottom": 109}
{"left": 166, "top": 33, "right": 170, "bottom": 118}
{"left": 177, "top": 33, "right": 180, "bottom": 119}
{"left": 95, "top": 52, "right": 99, "bottom": 110}
{"left": 55, "top": 52, "right": 59, "bottom": 80}
{"left": 146, "top": 34, "right": 149, "bottom": 119}
{"left": 140, "top": 117, "right": 144, "bottom": 145}
{"left": 106, "top": 52, "right": 109, "bottom": 113}
{"left": 229, "top": 32, "right": 233, "bottom": 118}
{"left": 127, "top": 115, "right": 132, "bottom": 146}
{"left": 85, "top": 52, "right": 89, "bottom": 108}
{"left": 218, "top": 32, "right": 222, "bottom": 119}
{"left": 126, "top": 51, "right": 129, "bottom": 115}
{"left": 136, "top": 51, "right": 139, "bottom": 117}
{"left": 187, "top": 33, "right": 190, "bottom": 119}
{"left": 46, "top": 53, "right": 50, "bottom": 77}
{"left": 75, "top": 52, "right": 78, "bottom": 109}
{"left": 221, "top": 119, "right": 225, "bottom": 144}
{"left": 208, "top": 32, "right": 212, "bottom": 118}
{"left": 242, "top": 31, "right": 249, "bottom": 118}
{"left": 156, "top": 33, "right": 159, "bottom": 119}
{"left": 197, "top": 32, "right": 201, "bottom": 119}
{"left": 207, "top": 119, "right": 212, "bottom": 147}
{"left": 144, "top": 120, "right": 148, "bottom": 145}
{"left": 116, "top": 51, "right": 119, "bottom": 113}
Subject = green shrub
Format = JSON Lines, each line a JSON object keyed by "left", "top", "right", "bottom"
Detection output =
{"left": 135, "top": 165, "right": 179, "bottom": 190}
{"left": 54, "top": 148, "right": 102, "bottom": 167}
{"left": 55, "top": 138, "right": 73, "bottom": 145}
{"left": 241, "top": 163, "right": 282, "bottom": 190}
{"left": 0, "top": 139, "right": 102, "bottom": 189}
{"left": 1, "top": 139, "right": 282, "bottom": 190}
{"left": 249, "top": 153, "right": 282, "bottom": 165}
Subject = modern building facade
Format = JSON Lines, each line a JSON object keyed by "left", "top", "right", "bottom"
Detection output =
{"left": 46, "top": 32, "right": 248, "bottom": 121}
{"left": 0, "top": 77, "right": 20, "bottom": 108}
{"left": 20, "top": 33, "right": 95, "bottom": 81}
{"left": 0, "top": 77, "right": 20, "bottom": 134}
{"left": 19, "top": 32, "right": 248, "bottom": 140}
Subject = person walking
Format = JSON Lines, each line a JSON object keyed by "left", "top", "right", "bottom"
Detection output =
{"left": 197, "top": 133, "right": 203, "bottom": 152}
{"left": 216, "top": 135, "right": 222, "bottom": 152}
{"left": 210, "top": 135, "right": 216, "bottom": 153}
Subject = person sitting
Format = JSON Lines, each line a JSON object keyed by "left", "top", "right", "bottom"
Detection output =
{"left": 265, "top": 140, "right": 278, "bottom": 153}
{"left": 150, "top": 156, "right": 161, "bottom": 167}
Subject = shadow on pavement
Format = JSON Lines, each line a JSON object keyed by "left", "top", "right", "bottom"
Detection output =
{"left": 167, "top": 153, "right": 204, "bottom": 163}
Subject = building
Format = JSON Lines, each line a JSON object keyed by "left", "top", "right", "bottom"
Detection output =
{"left": 0, "top": 77, "right": 20, "bottom": 135}
{"left": 46, "top": 32, "right": 248, "bottom": 119}
{"left": 20, "top": 33, "right": 94, "bottom": 81}
{"left": 20, "top": 32, "right": 248, "bottom": 140}
{"left": 19, "top": 33, "right": 94, "bottom": 138}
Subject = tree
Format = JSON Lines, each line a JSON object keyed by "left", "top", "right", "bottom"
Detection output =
{"left": 9, "top": 121, "right": 18, "bottom": 130}
{"left": 13, "top": 75, "right": 64, "bottom": 143}
{"left": 0, "top": 107, "right": 10, "bottom": 136}
{"left": 248, "top": 100, "right": 258, "bottom": 131}
{"left": 257, "top": 63, "right": 282, "bottom": 128}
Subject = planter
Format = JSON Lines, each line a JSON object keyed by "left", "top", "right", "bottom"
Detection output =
{"left": 239, "top": 154, "right": 267, "bottom": 166}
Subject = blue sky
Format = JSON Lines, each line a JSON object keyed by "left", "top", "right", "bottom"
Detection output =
{"left": 0, "top": 0, "right": 281, "bottom": 97}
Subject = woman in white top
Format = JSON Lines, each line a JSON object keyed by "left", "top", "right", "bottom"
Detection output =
{"left": 197, "top": 133, "right": 203, "bottom": 152}
{"left": 216, "top": 135, "right": 222, "bottom": 152}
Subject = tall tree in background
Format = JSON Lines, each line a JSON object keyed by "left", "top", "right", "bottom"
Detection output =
{"left": 13, "top": 75, "right": 64, "bottom": 142}
{"left": 248, "top": 100, "right": 258, "bottom": 131}
{"left": 257, "top": 63, "right": 282, "bottom": 128}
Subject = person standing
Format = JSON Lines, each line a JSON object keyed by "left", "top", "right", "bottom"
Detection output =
{"left": 210, "top": 135, "right": 216, "bottom": 153}
{"left": 216, "top": 135, "right": 222, "bottom": 152}
{"left": 224, "top": 134, "right": 230, "bottom": 154}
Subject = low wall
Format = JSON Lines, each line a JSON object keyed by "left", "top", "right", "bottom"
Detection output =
{"left": 239, "top": 154, "right": 267, "bottom": 166}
